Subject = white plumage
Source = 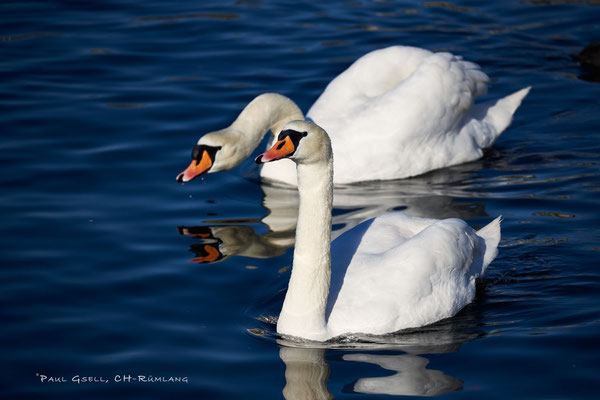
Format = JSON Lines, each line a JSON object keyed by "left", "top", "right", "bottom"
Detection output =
{"left": 178, "top": 46, "right": 530, "bottom": 186}
{"left": 261, "top": 46, "right": 530, "bottom": 185}
{"left": 256, "top": 120, "right": 501, "bottom": 342}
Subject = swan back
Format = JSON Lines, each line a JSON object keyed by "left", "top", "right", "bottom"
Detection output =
{"left": 304, "top": 47, "right": 494, "bottom": 183}
{"left": 297, "top": 46, "right": 529, "bottom": 184}
{"left": 307, "top": 46, "right": 433, "bottom": 121}
{"left": 308, "top": 46, "right": 490, "bottom": 135}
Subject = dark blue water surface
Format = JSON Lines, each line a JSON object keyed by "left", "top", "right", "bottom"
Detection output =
{"left": 2, "top": 1, "right": 600, "bottom": 399}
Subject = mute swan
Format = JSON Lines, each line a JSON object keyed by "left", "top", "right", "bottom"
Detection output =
{"left": 178, "top": 46, "right": 530, "bottom": 186}
{"left": 254, "top": 120, "right": 501, "bottom": 342}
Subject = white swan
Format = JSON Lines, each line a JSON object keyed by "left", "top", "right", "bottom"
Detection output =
{"left": 177, "top": 46, "right": 530, "bottom": 186}
{"left": 254, "top": 120, "right": 501, "bottom": 342}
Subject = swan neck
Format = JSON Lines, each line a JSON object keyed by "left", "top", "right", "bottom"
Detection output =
{"left": 277, "top": 158, "right": 333, "bottom": 341}
{"left": 230, "top": 93, "right": 304, "bottom": 147}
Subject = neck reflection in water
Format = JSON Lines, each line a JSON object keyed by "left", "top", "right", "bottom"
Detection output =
{"left": 280, "top": 347, "right": 461, "bottom": 398}
{"left": 271, "top": 308, "right": 482, "bottom": 398}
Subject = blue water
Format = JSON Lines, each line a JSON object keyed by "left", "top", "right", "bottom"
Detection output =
{"left": 2, "top": 1, "right": 600, "bottom": 398}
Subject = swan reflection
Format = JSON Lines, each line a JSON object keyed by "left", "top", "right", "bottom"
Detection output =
{"left": 280, "top": 347, "right": 333, "bottom": 400}
{"left": 179, "top": 225, "right": 288, "bottom": 263}
{"left": 280, "top": 346, "right": 462, "bottom": 399}
{"left": 276, "top": 312, "right": 481, "bottom": 399}
{"left": 180, "top": 161, "right": 490, "bottom": 263}
{"left": 343, "top": 353, "right": 462, "bottom": 396}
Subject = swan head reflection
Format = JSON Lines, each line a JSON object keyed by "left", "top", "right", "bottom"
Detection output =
{"left": 179, "top": 224, "right": 288, "bottom": 263}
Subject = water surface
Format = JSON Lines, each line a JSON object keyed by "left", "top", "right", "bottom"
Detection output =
{"left": 1, "top": 1, "right": 599, "bottom": 399}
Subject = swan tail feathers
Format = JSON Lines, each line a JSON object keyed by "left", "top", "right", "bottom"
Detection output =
{"left": 476, "top": 216, "right": 502, "bottom": 275}
{"left": 471, "top": 86, "right": 531, "bottom": 149}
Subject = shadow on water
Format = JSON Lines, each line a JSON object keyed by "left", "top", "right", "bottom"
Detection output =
{"left": 573, "top": 41, "right": 600, "bottom": 83}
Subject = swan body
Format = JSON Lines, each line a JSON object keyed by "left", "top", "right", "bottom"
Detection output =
{"left": 256, "top": 120, "right": 501, "bottom": 342}
{"left": 326, "top": 213, "right": 499, "bottom": 339}
{"left": 178, "top": 46, "right": 530, "bottom": 186}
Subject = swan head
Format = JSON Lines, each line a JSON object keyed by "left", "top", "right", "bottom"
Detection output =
{"left": 177, "top": 128, "right": 249, "bottom": 183}
{"left": 255, "top": 120, "right": 331, "bottom": 166}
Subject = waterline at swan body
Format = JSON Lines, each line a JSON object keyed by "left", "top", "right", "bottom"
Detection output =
{"left": 256, "top": 120, "right": 501, "bottom": 342}
{"left": 177, "top": 46, "right": 530, "bottom": 185}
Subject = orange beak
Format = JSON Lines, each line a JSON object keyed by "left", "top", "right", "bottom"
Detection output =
{"left": 177, "top": 149, "right": 213, "bottom": 182}
{"left": 255, "top": 136, "right": 295, "bottom": 164}
{"left": 190, "top": 244, "right": 223, "bottom": 263}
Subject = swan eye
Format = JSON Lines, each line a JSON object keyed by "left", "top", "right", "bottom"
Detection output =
{"left": 277, "top": 129, "right": 308, "bottom": 144}
{"left": 192, "top": 144, "right": 222, "bottom": 161}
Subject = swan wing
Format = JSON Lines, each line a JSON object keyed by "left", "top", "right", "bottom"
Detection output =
{"left": 265, "top": 46, "right": 528, "bottom": 185}
{"left": 307, "top": 46, "right": 434, "bottom": 122}
{"left": 327, "top": 213, "right": 498, "bottom": 338}
{"left": 308, "top": 47, "right": 501, "bottom": 183}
